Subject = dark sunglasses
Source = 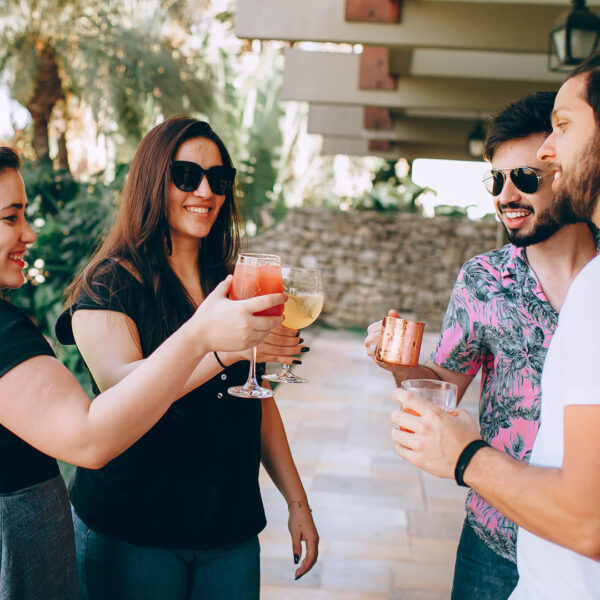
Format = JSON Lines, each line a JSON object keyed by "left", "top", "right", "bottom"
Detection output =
{"left": 170, "top": 161, "right": 236, "bottom": 195}
{"left": 483, "top": 167, "right": 551, "bottom": 196}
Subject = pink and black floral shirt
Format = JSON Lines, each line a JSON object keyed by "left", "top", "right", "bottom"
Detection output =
{"left": 431, "top": 234, "right": 599, "bottom": 562}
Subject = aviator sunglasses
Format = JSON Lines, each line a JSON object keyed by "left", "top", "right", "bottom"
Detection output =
{"left": 170, "top": 160, "right": 236, "bottom": 195}
{"left": 483, "top": 167, "right": 552, "bottom": 196}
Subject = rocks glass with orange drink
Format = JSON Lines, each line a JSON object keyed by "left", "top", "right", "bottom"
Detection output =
{"left": 263, "top": 267, "right": 324, "bottom": 384}
{"left": 227, "top": 253, "right": 284, "bottom": 399}
{"left": 398, "top": 379, "right": 458, "bottom": 432}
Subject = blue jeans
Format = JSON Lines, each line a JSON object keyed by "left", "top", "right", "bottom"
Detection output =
{"left": 451, "top": 521, "right": 518, "bottom": 600}
{"left": 72, "top": 508, "right": 260, "bottom": 600}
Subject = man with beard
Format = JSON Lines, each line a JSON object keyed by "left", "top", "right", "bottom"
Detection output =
{"left": 365, "top": 90, "right": 599, "bottom": 600}
{"left": 390, "top": 54, "right": 600, "bottom": 599}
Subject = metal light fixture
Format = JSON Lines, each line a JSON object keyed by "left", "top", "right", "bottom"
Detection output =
{"left": 548, "top": 0, "right": 600, "bottom": 72}
{"left": 466, "top": 121, "right": 486, "bottom": 159}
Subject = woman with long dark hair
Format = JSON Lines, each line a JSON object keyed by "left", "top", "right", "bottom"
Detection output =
{"left": 0, "top": 145, "right": 283, "bottom": 599}
{"left": 57, "top": 117, "right": 319, "bottom": 599}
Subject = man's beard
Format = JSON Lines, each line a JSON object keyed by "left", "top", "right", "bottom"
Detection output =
{"left": 501, "top": 203, "right": 567, "bottom": 248}
{"left": 553, "top": 131, "right": 600, "bottom": 223}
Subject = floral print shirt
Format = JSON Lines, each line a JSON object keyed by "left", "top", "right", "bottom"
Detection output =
{"left": 431, "top": 235, "right": 599, "bottom": 562}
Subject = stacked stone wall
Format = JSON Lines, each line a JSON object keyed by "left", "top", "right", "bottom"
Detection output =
{"left": 246, "top": 208, "right": 499, "bottom": 330}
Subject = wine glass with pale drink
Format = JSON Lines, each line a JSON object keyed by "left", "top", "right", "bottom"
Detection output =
{"left": 228, "top": 253, "right": 284, "bottom": 399}
{"left": 263, "top": 267, "right": 323, "bottom": 384}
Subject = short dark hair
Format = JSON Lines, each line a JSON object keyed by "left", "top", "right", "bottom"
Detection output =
{"left": 484, "top": 91, "right": 557, "bottom": 161}
{"left": 567, "top": 53, "right": 600, "bottom": 127}
{"left": 0, "top": 147, "right": 21, "bottom": 175}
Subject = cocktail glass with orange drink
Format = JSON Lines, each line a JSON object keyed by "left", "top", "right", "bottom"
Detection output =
{"left": 263, "top": 267, "right": 323, "bottom": 384}
{"left": 228, "top": 253, "right": 284, "bottom": 398}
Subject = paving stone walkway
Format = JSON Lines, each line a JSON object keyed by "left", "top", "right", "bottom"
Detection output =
{"left": 259, "top": 326, "right": 480, "bottom": 599}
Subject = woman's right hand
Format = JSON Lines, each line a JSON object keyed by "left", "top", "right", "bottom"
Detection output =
{"left": 193, "top": 276, "right": 285, "bottom": 353}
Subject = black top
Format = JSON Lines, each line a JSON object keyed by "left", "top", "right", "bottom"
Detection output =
{"left": 0, "top": 300, "right": 59, "bottom": 493}
{"left": 55, "top": 262, "right": 266, "bottom": 549}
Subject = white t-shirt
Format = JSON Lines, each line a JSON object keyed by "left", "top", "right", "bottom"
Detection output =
{"left": 510, "top": 255, "right": 600, "bottom": 599}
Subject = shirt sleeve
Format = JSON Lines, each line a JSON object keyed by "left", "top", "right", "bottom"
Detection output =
{"left": 55, "top": 262, "right": 138, "bottom": 346}
{"left": 0, "top": 304, "right": 55, "bottom": 378}
{"left": 430, "top": 262, "right": 485, "bottom": 376}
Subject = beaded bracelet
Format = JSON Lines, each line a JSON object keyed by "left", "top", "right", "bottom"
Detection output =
{"left": 454, "top": 439, "right": 490, "bottom": 487}
{"left": 288, "top": 500, "right": 312, "bottom": 513}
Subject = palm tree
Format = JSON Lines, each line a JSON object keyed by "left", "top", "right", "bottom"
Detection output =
{"left": 0, "top": 0, "right": 214, "bottom": 170}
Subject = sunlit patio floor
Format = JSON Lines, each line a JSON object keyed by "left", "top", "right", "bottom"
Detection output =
{"left": 259, "top": 326, "right": 480, "bottom": 599}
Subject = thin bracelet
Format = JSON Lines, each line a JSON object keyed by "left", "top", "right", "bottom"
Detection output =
{"left": 288, "top": 500, "right": 312, "bottom": 513}
{"left": 213, "top": 351, "right": 227, "bottom": 370}
{"left": 454, "top": 439, "right": 490, "bottom": 487}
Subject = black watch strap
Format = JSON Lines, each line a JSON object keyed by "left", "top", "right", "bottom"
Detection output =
{"left": 454, "top": 439, "right": 490, "bottom": 487}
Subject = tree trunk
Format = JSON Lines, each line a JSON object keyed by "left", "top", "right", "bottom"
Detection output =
{"left": 26, "top": 43, "right": 65, "bottom": 166}
{"left": 57, "top": 132, "right": 71, "bottom": 172}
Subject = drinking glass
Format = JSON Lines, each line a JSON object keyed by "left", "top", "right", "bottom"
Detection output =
{"left": 227, "top": 253, "right": 284, "bottom": 399}
{"left": 398, "top": 379, "right": 458, "bottom": 432}
{"left": 263, "top": 267, "right": 323, "bottom": 384}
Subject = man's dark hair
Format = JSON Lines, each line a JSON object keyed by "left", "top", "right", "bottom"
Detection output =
{"left": 484, "top": 91, "right": 557, "bottom": 161}
{"left": 0, "top": 146, "right": 20, "bottom": 175}
{"left": 568, "top": 53, "right": 600, "bottom": 127}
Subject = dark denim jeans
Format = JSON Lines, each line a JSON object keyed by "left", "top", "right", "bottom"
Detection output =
{"left": 451, "top": 521, "right": 519, "bottom": 600}
{"left": 72, "top": 508, "right": 260, "bottom": 600}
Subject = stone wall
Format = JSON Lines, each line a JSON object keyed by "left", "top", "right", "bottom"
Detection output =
{"left": 246, "top": 208, "right": 499, "bottom": 330}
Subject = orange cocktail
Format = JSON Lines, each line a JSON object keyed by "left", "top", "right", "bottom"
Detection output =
{"left": 400, "top": 407, "right": 420, "bottom": 433}
{"left": 230, "top": 262, "right": 284, "bottom": 316}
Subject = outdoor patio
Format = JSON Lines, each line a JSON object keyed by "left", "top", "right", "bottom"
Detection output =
{"left": 259, "top": 326, "right": 480, "bottom": 599}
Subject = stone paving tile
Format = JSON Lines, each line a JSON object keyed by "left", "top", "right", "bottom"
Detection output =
{"left": 261, "top": 586, "right": 386, "bottom": 600}
{"left": 407, "top": 509, "right": 464, "bottom": 540}
{"left": 319, "top": 557, "right": 394, "bottom": 594}
{"left": 392, "top": 560, "right": 454, "bottom": 591}
{"left": 262, "top": 556, "right": 322, "bottom": 588}
{"left": 389, "top": 590, "right": 450, "bottom": 600}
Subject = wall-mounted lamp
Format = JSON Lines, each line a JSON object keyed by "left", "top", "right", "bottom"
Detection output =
{"left": 466, "top": 122, "right": 486, "bottom": 159}
{"left": 548, "top": 0, "right": 600, "bottom": 72}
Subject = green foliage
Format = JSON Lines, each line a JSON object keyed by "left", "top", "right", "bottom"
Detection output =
{"left": 0, "top": 0, "right": 214, "bottom": 156}
{"left": 356, "top": 159, "right": 435, "bottom": 213}
{"left": 433, "top": 204, "right": 474, "bottom": 219}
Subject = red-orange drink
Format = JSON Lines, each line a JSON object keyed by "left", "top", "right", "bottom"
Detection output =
{"left": 400, "top": 407, "right": 420, "bottom": 433}
{"left": 230, "top": 263, "right": 284, "bottom": 316}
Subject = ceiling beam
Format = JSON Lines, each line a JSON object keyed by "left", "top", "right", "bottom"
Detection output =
{"left": 282, "top": 49, "right": 558, "bottom": 113}
{"left": 235, "top": 0, "right": 600, "bottom": 53}
{"left": 321, "top": 136, "right": 477, "bottom": 160}
{"left": 308, "top": 104, "right": 480, "bottom": 146}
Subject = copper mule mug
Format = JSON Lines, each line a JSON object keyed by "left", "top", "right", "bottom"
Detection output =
{"left": 376, "top": 316, "right": 425, "bottom": 367}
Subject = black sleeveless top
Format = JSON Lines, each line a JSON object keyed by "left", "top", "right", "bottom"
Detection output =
{"left": 55, "top": 263, "right": 266, "bottom": 549}
{"left": 0, "top": 300, "right": 59, "bottom": 493}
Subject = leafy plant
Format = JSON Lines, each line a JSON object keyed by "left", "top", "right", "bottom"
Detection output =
{"left": 357, "top": 159, "right": 435, "bottom": 213}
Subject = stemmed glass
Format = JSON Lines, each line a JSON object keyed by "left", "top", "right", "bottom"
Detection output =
{"left": 228, "top": 253, "right": 284, "bottom": 399}
{"left": 263, "top": 267, "right": 323, "bottom": 384}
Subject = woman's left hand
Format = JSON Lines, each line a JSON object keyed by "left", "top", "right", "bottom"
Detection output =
{"left": 255, "top": 325, "right": 307, "bottom": 364}
{"left": 288, "top": 501, "right": 319, "bottom": 580}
